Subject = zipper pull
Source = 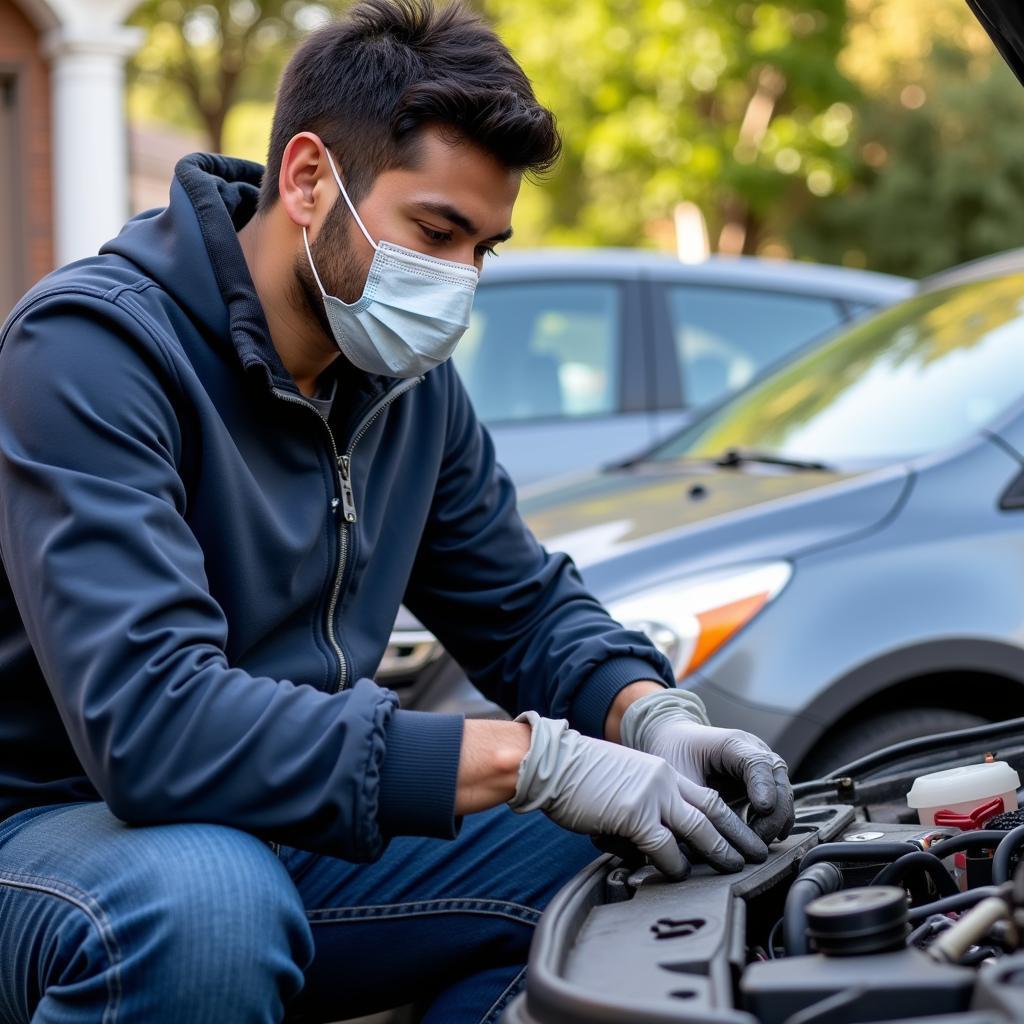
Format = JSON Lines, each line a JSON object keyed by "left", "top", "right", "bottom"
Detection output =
{"left": 337, "top": 455, "right": 358, "bottom": 523}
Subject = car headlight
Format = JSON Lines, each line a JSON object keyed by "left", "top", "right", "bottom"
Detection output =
{"left": 607, "top": 561, "right": 792, "bottom": 680}
{"left": 379, "top": 561, "right": 791, "bottom": 684}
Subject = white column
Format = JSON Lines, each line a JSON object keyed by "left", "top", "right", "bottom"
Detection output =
{"left": 43, "top": 23, "right": 143, "bottom": 265}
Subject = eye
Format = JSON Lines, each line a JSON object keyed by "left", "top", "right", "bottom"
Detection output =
{"left": 476, "top": 244, "right": 499, "bottom": 259}
{"left": 419, "top": 224, "right": 452, "bottom": 244}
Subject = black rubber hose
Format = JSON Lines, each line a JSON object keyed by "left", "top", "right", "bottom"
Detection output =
{"left": 784, "top": 862, "right": 844, "bottom": 957}
{"left": 906, "top": 914, "right": 953, "bottom": 948}
{"left": 927, "top": 830, "right": 1008, "bottom": 860}
{"left": 992, "top": 823, "right": 1024, "bottom": 884}
{"left": 798, "top": 843, "right": 914, "bottom": 873}
{"left": 791, "top": 715, "right": 1024, "bottom": 792}
{"left": 871, "top": 851, "right": 959, "bottom": 897}
{"left": 906, "top": 885, "right": 1004, "bottom": 923}
{"left": 960, "top": 946, "right": 1001, "bottom": 966}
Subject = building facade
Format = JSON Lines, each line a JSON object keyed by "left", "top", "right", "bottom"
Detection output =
{"left": 0, "top": 0, "right": 142, "bottom": 318}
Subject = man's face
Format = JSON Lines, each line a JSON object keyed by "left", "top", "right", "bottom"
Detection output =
{"left": 294, "top": 126, "right": 520, "bottom": 332}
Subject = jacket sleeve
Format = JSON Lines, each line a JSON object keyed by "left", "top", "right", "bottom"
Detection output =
{"left": 0, "top": 292, "right": 462, "bottom": 858}
{"left": 403, "top": 365, "right": 674, "bottom": 739}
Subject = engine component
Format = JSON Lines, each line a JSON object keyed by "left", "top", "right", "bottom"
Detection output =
{"left": 741, "top": 947, "right": 974, "bottom": 1023}
{"left": 871, "top": 850, "right": 959, "bottom": 896}
{"left": 783, "top": 862, "right": 843, "bottom": 957}
{"left": 991, "top": 824, "right": 1024, "bottom": 885}
{"left": 928, "top": 895, "right": 1016, "bottom": 964}
{"left": 504, "top": 796, "right": 1024, "bottom": 1023}
{"left": 805, "top": 887, "right": 910, "bottom": 957}
{"left": 907, "top": 885, "right": 1004, "bottom": 923}
{"left": 907, "top": 761, "right": 1020, "bottom": 827}
{"left": 987, "top": 810, "right": 1024, "bottom": 831}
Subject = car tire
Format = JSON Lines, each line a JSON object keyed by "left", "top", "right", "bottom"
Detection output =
{"left": 799, "top": 707, "right": 990, "bottom": 780}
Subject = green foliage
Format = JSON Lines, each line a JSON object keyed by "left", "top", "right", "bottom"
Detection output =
{"left": 486, "top": 0, "right": 856, "bottom": 253}
{"left": 128, "top": 1, "right": 341, "bottom": 151}
{"left": 126, "top": 0, "right": 1024, "bottom": 277}
{"left": 788, "top": 46, "right": 1024, "bottom": 278}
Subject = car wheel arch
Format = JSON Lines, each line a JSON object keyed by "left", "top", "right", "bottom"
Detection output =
{"left": 778, "top": 636, "right": 1024, "bottom": 778}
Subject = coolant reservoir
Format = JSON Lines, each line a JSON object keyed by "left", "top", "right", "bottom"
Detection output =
{"left": 907, "top": 761, "right": 1020, "bottom": 827}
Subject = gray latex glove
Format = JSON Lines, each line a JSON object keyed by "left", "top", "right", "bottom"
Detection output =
{"left": 508, "top": 711, "right": 749, "bottom": 878}
{"left": 620, "top": 689, "right": 795, "bottom": 849}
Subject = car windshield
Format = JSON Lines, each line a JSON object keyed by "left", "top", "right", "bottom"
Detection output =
{"left": 649, "top": 272, "right": 1024, "bottom": 466}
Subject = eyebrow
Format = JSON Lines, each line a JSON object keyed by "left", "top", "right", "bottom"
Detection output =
{"left": 414, "top": 201, "right": 514, "bottom": 243}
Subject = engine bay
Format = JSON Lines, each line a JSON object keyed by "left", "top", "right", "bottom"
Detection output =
{"left": 504, "top": 717, "right": 1024, "bottom": 1024}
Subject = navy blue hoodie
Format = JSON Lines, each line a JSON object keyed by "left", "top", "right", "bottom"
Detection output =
{"left": 0, "top": 153, "right": 674, "bottom": 860}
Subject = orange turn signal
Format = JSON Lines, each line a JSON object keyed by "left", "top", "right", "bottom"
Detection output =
{"left": 683, "top": 592, "right": 770, "bottom": 677}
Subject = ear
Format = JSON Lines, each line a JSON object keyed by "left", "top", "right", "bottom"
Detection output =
{"left": 277, "top": 132, "right": 338, "bottom": 240}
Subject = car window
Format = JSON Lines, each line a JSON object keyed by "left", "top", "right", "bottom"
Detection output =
{"left": 668, "top": 286, "right": 843, "bottom": 408}
{"left": 652, "top": 273, "right": 1024, "bottom": 465}
{"left": 454, "top": 282, "right": 621, "bottom": 423}
{"left": 846, "top": 301, "right": 875, "bottom": 318}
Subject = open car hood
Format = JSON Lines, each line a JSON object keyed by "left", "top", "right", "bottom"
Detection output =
{"left": 969, "top": 0, "right": 1024, "bottom": 86}
{"left": 505, "top": 716, "right": 1024, "bottom": 1024}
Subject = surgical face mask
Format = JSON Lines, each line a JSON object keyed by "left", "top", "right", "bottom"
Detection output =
{"left": 302, "top": 149, "right": 480, "bottom": 379}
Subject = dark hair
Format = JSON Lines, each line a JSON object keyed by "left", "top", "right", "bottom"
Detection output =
{"left": 258, "top": 0, "right": 560, "bottom": 211}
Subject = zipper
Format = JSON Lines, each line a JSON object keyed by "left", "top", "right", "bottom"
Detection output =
{"left": 271, "top": 386, "right": 348, "bottom": 692}
{"left": 272, "top": 375, "right": 423, "bottom": 693}
{"left": 344, "top": 376, "right": 424, "bottom": 464}
{"left": 329, "top": 375, "right": 423, "bottom": 691}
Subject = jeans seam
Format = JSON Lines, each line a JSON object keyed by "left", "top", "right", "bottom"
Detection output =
{"left": 480, "top": 964, "right": 528, "bottom": 1024}
{"left": 305, "top": 897, "right": 541, "bottom": 927}
{"left": 0, "top": 870, "right": 123, "bottom": 1024}
{"left": 0, "top": 805, "right": 67, "bottom": 848}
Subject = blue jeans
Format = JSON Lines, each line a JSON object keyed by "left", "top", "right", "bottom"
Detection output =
{"left": 0, "top": 800, "right": 597, "bottom": 1023}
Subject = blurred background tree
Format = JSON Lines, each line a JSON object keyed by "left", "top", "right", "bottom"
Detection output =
{"left": 485, "top": 0, "right": 855, "bottom": 256}
{"left": 789, "top": 1, "right": 1024, "bottom": 276}
{"left": 126, "top": 0, "right": 1024, "bottom": 277}
{"left": 128, "top": 0, "right": 339, "bottom": 154}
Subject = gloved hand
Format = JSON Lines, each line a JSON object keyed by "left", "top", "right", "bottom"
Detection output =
{"left": 508, "top": 710, "right": 753, "bottom": 879}
{"left": 620, "top": 689, "right": 795, "bottom": 848}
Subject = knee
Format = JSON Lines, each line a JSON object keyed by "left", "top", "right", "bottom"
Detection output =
{"left": 115, "top": 824, "right": 313, "bottom": 1010}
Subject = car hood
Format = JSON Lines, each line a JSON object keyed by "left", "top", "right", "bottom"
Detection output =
{"left": 520, "top": 460, "right": 912, "bottom": 599}
{"left": 968, "top": 0, "right": 1024, "bottom": 87}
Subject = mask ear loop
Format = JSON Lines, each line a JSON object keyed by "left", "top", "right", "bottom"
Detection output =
{"left": 302, "top": 147, "right": 379, "bottom": 298}
{"left": 323, "top": 148, "right": 379, "bottom": 252}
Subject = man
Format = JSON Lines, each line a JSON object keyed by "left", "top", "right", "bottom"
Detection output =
{"left": 0, "top": 1, "right": 793, "bottom": 1021}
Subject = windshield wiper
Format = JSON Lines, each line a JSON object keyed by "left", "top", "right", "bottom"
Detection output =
{"left": 713, "top": 447, "right": 834, "bottom": 472}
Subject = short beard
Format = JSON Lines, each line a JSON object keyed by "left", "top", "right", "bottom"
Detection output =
{"left": 291, "top": 197, "right": 371, "bottom": 341}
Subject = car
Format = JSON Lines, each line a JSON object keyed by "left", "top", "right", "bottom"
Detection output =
{"left": 380, "top": 247, "right": 1024, "bottom": 778}
{"left": 459, "top": 250, "right": 911, "bottom": 484}
{"left": 502, "top": 715, "right": 1024, "bottom": 1024}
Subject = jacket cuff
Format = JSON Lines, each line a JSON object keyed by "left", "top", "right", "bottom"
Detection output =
{"left": 570, "top": 657, "right": 671, "bottom": 739}
{"left": 378, "top": 709, "right": 465, "bottom": 839}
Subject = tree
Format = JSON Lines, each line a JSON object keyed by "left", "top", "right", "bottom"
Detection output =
{"left": 786, "top": 2, "right": 1024, "bottom": 278}
{"left": 126, "top": 0, "right": 1024, "bottom": 277}
{"left": 129, "top": 0, "right": 340, "bottom": 153}
{"left": 483, "top": 0, "right": 856, "bottom": 254}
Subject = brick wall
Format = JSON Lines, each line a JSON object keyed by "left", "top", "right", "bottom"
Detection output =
{"left": 0, "top": 0, "right": 53, "bottom": 294}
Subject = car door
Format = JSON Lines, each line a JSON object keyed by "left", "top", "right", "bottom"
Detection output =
{"left": 646, "top": 280, "right": 851, "bottom": 442}
{"left": 452, "top": 276, "right": 648, "bottom": 487}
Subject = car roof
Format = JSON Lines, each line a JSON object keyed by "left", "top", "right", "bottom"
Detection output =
{"left": 479, "top": 248, "right": 914, "bottom": 305}
{"left": 918, "top": 247, "right": 1024, "bottom": 292}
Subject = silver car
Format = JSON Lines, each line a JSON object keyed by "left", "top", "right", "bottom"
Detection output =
{"left": 460, "top": 249, "right": 912, "bottom": 484}
{"left": 385, "top": 248, "right": 1024, "bottom": 778}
